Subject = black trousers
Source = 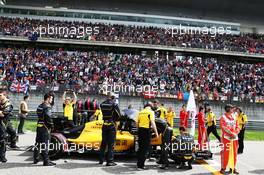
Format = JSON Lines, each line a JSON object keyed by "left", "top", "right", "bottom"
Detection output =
{"left": 137, "top": 128, "right": 151, "bottom": 168}
{"left": 160, "top": 129, "right": 171, "bottom": 166}
{"left": 207, "top": 125, "right": 221, "bottom": 142}
{"left": 33, "top": 127, "right": 51, "bottom": 163}
{"left": 18, "top": 117, "right": 25, "bottom": 133}
{"left": 99, "top": 124, "right": 116, "bottom": 163}
{"left": 238, "top": 128, "right": 245, "bottom": 153}
{"left": 0, "top": 120, "right": 17, "bottom": 160}
{"left": 0, "top": 121, "right": 6, "bottom": 160}
{"left": 5, "top": 121, "right": 17, "bottom": 147}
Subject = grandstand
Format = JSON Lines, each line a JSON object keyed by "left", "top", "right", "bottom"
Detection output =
{"left": 3, "top": 0, "right": 264, "bottom": 25}
{"left": 0, "top": 0, "right": 263, "bottom": 121}
{"left": 0, "top": 2, "right": 263, "bottom": 175}
{"left": 0, "top": 5, "right": 264, "bottom": 58}
{"left": 0, "top": 47, "right": 263, "bottom": 99}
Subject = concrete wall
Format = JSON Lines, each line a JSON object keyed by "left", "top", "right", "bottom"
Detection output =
{"left": 8, "top": 92, "right": 264, "bottom": 121}
{"left": 241, "top": 24, "right": 264, "bottom": 34}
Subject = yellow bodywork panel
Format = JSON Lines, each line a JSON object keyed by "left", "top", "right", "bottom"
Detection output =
{"left": 67, "top": 121, "right": 135, "bottom": 152}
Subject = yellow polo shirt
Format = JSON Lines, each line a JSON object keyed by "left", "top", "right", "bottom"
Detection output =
{"left": 137, "top": 107, "right": 155, "bottom": 128}
{"left": 158, "top": 106, "right": 167, "bottom": 119}
{"left": 207, "top": 111, "right": 217, "bottom": 127}
{"left": 64, "top": 102, "right": 75, "bottom": 121}
{"left": 166, "top": 111, "right": 175, "bottom": 128}
{"left": 237, "top": 113, "right": 248, "bottom": 129}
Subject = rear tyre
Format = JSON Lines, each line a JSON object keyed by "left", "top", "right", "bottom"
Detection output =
{"left": 49, "top": 135, "right": 63, "bottom": 160}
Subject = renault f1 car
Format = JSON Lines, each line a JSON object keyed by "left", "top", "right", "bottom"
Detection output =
{"left": 49, "top": 115, "right": 161, "bottom": 158}
{"left": 49, "top": 115, "right": 212, "bottom": 161}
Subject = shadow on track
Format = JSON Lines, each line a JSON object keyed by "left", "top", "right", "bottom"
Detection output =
{"left": 248, "top": 169, "right": 264, "bottom": 174}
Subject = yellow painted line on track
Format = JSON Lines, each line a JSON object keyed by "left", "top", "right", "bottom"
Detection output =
{"left": 196, "top": 160, "right": 222, "bottom": 175}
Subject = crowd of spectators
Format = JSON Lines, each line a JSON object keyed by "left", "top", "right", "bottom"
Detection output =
{"left": 0, "top": 47, "right": 263, "bottom": 102}
{"left": 1, "top": 17, "right": 264, "bottom": 54}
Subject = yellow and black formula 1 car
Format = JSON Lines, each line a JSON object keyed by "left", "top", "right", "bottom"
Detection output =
{"left": 49, "top": 115, "right": 212, "bottom": 161}
{"left": 49, "top": 115, "right": 163, "bottom": 158}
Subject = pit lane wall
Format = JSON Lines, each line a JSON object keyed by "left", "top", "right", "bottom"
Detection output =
{"left": 7, "top": 92, "right": 264, "bottom": 122}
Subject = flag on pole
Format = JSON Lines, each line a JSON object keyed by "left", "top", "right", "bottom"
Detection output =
{"left": 186, "top": 90, "right": 197, "bottom": 136}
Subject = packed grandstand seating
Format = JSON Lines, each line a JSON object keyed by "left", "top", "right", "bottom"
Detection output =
{"left": 0, "top": 47, "right": 263, "bottom": 102}
{"left": 1, "top": 17, "right": 264, "bottom": 54}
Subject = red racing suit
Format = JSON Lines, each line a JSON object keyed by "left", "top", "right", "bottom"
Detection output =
{"left": 220, "top": 113, "right": 240, "bottom": 170}
{"left": 197, "top": 111, "right": 207, "bottom": 150}
{"left": 180, "top": 110, "right": 188, "bottom": 129}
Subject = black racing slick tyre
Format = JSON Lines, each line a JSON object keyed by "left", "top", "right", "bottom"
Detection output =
{"left": 49, "top": 135, "right": 63, "bottom": 160}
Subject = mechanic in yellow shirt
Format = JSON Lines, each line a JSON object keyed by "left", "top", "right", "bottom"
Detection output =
{"left": 157, "top": 103, "right": 167, "bottom": 119}
{"left": 206, "top": 106, "right": 221, "bottom": 142}
{"left": 136, "top": 102, "right": 159, "bottom": 170}
{"left": 236, "top": 108, "right": 248, "bottom": 154}
{"left": 166, "top": 106, "right": 175, "bottom": 128}
{"left": 63, "top": 90, "right": 77, "bottom": 128}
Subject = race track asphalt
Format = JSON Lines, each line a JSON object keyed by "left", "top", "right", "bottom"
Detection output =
{"left": 0, "top": 132, "right": 263, "bottom": 175}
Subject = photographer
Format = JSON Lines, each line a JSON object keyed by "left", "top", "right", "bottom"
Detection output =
{"left": 0, "top": 91, "right": 18, "bottom": 163}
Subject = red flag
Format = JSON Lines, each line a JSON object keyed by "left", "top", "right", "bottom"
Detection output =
{"left": 143, "top": 91, "right": 155, "bottom": 99}
{"left": 178, "top": 91, "right": 183, "bottom": 100}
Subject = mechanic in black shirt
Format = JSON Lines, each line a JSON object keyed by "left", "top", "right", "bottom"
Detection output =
{"left": 33, "top": 92, "right": 56, "bottom": 166}
{"left": 99, "top": 92, "right": 121, "bottom": 166}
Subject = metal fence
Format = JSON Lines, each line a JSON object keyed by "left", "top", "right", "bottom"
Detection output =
{"left": 1, "top": 80, "right": 263, "bottom": 104}
{"left": 10, "top": 110, "right": 264, "bottom": 131}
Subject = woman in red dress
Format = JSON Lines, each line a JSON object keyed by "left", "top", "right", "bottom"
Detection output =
{"left": 180, "top": 105, "right": 188, "bottom": 129}
{"left": 197, "top": 106, "right": 207, "bottom": 150}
